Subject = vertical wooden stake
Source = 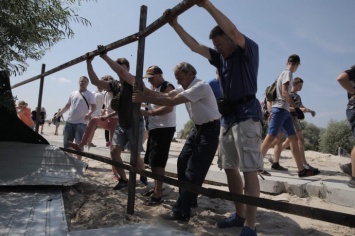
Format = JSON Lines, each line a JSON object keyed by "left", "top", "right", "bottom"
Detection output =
{"left": 35, "top": 64, "right": 46, "bottom": 133}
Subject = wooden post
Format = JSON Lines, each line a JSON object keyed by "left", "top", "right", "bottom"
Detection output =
{"left": 34, "top": 64, "right": 46, "bottom": 133}
{"left": 127, "top": 5, "right": 147, "bottom": 215}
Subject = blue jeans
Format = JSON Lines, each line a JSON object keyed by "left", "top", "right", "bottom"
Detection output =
{"left": 172, "top": 120, "right": 220, "bottom": 215}
{"left": 63, "top": 122, "right": 87, "bottom": 148}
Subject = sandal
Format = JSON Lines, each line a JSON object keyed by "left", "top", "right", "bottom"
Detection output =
{"left": 141, "top": 189, "right": 154, "bottom": 197}
{"left": 146, "top": 196, "right": 164, "bottom": 206}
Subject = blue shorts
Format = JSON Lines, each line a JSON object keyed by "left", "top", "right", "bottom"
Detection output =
{"left": 268, "top": 107, "right": 295, "bottom": 137}
{"left": 112, "top": 121, "right": 144, "bottom": 152}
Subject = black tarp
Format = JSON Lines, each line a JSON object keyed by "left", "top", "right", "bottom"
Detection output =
{"left": 0, "top": 70, "right": 49, "bottom": 144}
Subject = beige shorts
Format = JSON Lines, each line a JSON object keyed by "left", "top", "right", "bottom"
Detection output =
{"left": 291, "top": 116, "right": 302, "bottom": 132}
{"left": 218, "top": 119, "right": 264, "bottom": 172}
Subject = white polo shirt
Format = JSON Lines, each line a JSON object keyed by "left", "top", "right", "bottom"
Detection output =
{"left": 177, "top": 77, "right": 221, "bottom": 125}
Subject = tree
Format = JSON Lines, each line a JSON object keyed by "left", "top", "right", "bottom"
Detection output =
{"left": 319, "top": 119, "right": 355, "bottom": 155}
{"left": 0, "top": 0, "right": 93, "bottom": 75}
{"left": 180, "top": 119, "right": 194, "bottom": 139}
{"left": 301, "top": 120, "right": 323, "bottom": 151}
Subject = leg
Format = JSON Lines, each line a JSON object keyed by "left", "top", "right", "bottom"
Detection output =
{"left": 225, "top": 169, "right": 245, "bottom": 216}
{"left": 261, "top": 134, "right": 276, "bottom": 158}
{"left": 282, "top": 137, "right": 290, "bottom": 150}
{"left": 272, "top": 132, "right": 283, "bottom": 163}
{"left": 173, "top": 122, "right": 219, "bottom": 216}
{"left": 74, "top": 123, "right": 87, "bottom": 160}
{"left": 296, "top": 130, "right": 307, "bottom": 165}
{"left": 110, "top": 145, "right": 127, "bottom": 180}
{"left": 243, "top": 171, "right": 260, "bottom": 228}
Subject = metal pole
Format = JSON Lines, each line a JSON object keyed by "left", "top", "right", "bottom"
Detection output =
{"left": 127, "top": 5, "right": 147, "bottom": 215}
{"left": 35, "top": 64, "right": 46, "bottom": 133}
{"left": 11, "top": 0, "right": 199, "bottom": 89}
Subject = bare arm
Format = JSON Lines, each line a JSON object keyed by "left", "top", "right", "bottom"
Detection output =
{"left": 282, "top": 83, "right": 299, "bottom": 109}
{"left": 133, "top": 89, "right": 189, "bottom": 107}
{"left": 198, "top": 0, "right": 245, "bottom": 49}
{"left": 337, "top": 72, "right": 355, "bottom": 96}
{"left": 86, "top": 57, "right": 111, "bottom": 91}
{"left": 141, "top": 84, "right": 175, "bottom": 116}
{"left": 55, "top": 103, "right": 70, "bottom": 118}
{"left": 98, "top": 49, "right": 135, "bottom": 86}
{"left": 168, "top": 16, "right": 210, "bottom": 60}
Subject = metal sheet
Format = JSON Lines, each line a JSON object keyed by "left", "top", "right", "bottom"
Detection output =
{"left": 0, "top": 142, "right": 87, "bottom": 186}
{"left": 0, "top": 188, "right": 68, "bottom": 236}
{"left": 69, "top": 224, "right": 193, "bottom": 236}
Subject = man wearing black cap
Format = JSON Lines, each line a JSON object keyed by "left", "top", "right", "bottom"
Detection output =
{"left": 141, "top": 65, "right": 176, "bottom": 205}
{"left": 260, "top": 54, "right": 320, "bottom": 178}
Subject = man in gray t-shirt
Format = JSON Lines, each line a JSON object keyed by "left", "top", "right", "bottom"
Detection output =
{"left": 261, "top": 54, "right": 320, "bottom": 178}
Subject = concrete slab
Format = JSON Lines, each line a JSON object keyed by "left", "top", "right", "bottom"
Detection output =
{"left": 46, "top": 134, "right": 355, "bottom": 210}
{"left": 0, "top": 142, "right": 88, "bottom": 186}
{"left": 0, "top": 188, "right": 68, "bottom": 236}
{"left": 307, "top": 178, "right": 355, "bottom": 207}
{"left": 69, "top": 224, "right": 193, "bottom": 236}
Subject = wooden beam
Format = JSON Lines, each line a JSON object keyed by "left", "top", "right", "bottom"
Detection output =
{"left": 11, "top": 0, "right": 199, "bottom": 89}
{"left": 61, "top": 147, "right": 355, "bottom": 228}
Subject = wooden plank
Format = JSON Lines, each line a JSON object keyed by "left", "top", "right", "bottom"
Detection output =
{"left": 11, "top": 0, "right": 199, "bottom": 89}
{"left": 61, "top": 147, "right": 355, "bottom": 228}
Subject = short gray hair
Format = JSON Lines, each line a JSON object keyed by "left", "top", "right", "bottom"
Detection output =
{"left": 174, "top": 62, "right": 197, "bottom": 76}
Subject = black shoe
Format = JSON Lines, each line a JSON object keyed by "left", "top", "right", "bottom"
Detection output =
{"left": 298, "top": 168, "right": 320, "bottom": 178}
{"left": 303, "top": 163, "right": 318, "bottom": 171}
{"left": 113, "top": 179, "right": 128, "bottom": 190}
{"left": 167, "top": 211, "right": 190, "bottom": 222}
{"left": 141, "top": 189, "right": 154, "bottom": 197}
{"left": 191, "top": 200, "right": 198, "bottom": 208}
{"left": 140, "top": 176, "right": 148, "bottom": 186}
{"left": 146, "top": 196, "right": 164, "bottom": 206}
{"left": 271, "top": 162, "right": 288, "bottom": 171}
{"left": 258, "top": 169, "right": 271, "bottom": 176}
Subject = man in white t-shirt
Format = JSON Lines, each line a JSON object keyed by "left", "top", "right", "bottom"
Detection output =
{"left": 87, "top": 86, "right": 105, "bottom": 147}
{"left": 54, "top": 76, "right": 96, "bottom": 159}
{"left": 140, "top": 65, "right": 176, "bottom": 206}
{"left": 133, "top": 62, "right": 221, "bottom": 221}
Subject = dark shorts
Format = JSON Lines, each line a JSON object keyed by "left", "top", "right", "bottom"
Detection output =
{"left": 144, "top": 127, "right": 176, "bottom": 168}
{"left": 346, "top": 108, "right": 355, "bottom": 137}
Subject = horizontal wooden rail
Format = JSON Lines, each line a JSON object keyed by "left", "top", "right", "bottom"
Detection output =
{"left": 11, "top": 0, "right": 199, "bottom": 89}
{"left": 61, "top": 147, "right": 355, "bottom": 228}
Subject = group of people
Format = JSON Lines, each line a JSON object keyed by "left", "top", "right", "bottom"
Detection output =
{"left": 16, "top": 102, "right": 47, "bottom": 133}
{"left": 46, "top": 1, "right": 355, "bottom": 235}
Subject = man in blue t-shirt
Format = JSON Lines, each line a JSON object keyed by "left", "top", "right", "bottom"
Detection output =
{"left": 169, "top": 1, "right": 262, "bottom": 234}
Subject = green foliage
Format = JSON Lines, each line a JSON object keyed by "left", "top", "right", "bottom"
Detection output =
{"left": 301, "top": 120, "right": 323, "bottom": 151}
{"left": 0, "top": 0, "right": 94, "bottom": 75}
{"left": 319, "top": 119, "right": 355, "bottom": 155}
{"left": 180, "top": 119, "right": 194, "bottom": 139}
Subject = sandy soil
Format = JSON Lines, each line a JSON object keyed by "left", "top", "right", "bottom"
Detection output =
{"left": 42, "top": 124, "right": 355, "bottom": 235}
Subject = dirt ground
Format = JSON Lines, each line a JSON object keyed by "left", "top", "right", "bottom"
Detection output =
{"left": 42, "top": 125, "right": 355, "bottom": 235}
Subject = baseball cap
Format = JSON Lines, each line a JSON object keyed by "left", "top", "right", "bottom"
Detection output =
{"left": 143, "top": 65, "right": 163, "bottom": 78}
{"left": 288, "top": 54, "right": 301, "bottom": 64}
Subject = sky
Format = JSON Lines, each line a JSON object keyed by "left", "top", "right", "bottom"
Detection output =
{"left": 11, "top": 0, "right": 355, "bottom": 133}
